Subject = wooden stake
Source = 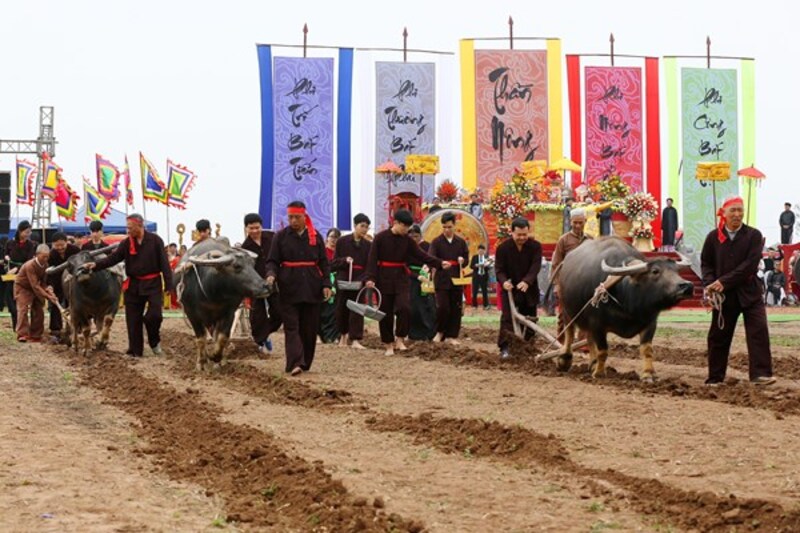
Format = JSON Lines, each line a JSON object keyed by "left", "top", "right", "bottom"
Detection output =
{"left": 508, "top": 16, "right": 514, "bottom": 50}
{"left": 706, "top": 36, "right": 711, "bottom": 68}
{"left": 403, "top": 27, "right": 408, "bottom": 62}
{"left": 610, "top": 33, "right": 615, "bottom": 66}
{"left": 303, "top": 23, "right": 308, "bottom": 58}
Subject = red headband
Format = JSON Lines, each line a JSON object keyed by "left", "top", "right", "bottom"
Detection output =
{"left": 717, "top": 197, "right": 744, "bottom": 243}
{"left": 287, "top": 207, "right": 316, "bottom": 246}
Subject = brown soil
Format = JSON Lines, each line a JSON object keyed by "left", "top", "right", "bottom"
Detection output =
{"left": 5, "top": 312, "right": 800, "bottom": 532}
{"left": 56, "top": 348, "right": 422, "bottom": 532}
{"left": 160, "top": 330, "right": 800, "bottom": 532}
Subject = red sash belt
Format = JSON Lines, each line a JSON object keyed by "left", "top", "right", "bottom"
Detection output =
{"left": 443, "top": 260, "right": 459, "bottom": 266}
{"left": 281, "top": 261, "right": 321, "bottom": 276}
{"left": 378, "top": 261, "right": 410, "bottom": 275}
{"left": 122, "top": 272, "right": 161, "bottom": 292}
{"left": 352, "top": 265, "right": 364, "bottom": 270}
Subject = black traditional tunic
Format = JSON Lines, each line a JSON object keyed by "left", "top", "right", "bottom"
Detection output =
{"left": 494, "top": 237, "right": 542, "bottom": 350}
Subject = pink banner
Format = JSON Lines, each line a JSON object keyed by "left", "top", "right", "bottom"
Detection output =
{"left": 584, "top": 66, "right": 643, "bottom": 191}
{"left": 475, "top": 50, "right": 548, "bottom": 190}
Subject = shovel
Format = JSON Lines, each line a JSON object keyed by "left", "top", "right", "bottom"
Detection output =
{"left": 346, "top": 286, "right": 386, "bottom": 321}
{"left": 337, "top": 260, "right": 363, "bottom": 292}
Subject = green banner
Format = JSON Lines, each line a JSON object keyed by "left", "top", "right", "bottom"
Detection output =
{"left": 741, "top": 60, "right": 757, "bottom": 225}
{"left": 664, "top": 58, "right": 680, "bottom": 206}
{"left": 681, "top": 68, "right": 739, "bottom": 249}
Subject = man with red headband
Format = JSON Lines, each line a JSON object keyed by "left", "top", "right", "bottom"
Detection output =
{"left": 87, "top": 214, "right": 172, "bottom": 357}
{"left": 265, "top": 201, "right": 332, "bottom": 376}
{"left": 365, "top": 209, "right": 449, "bottom": 356}
{"left": 701, "top": 196, "right": 775, "bottom": 386}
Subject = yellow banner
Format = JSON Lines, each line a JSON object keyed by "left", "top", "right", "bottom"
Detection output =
{"left": 696, "top": 162, "right": 731, "bottom": 181}
{"left": 405, "top": 154, "right": 440, "bottom": 174}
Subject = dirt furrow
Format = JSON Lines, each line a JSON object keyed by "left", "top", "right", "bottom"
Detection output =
{"left": 138, "top": 357, "right": 644, "bottom": 532}
{"left": 51, "top": 347, "right": 423, "bottom": 532}
{"left": 358, "top": 333, "right": 800, "bottom": 418}
{"left": 163, "top": 331, "right": 800, "bottom": 532}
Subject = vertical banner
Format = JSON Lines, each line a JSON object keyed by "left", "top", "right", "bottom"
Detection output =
{"left": 740, "top": 59, "right": 757, "bottom": 224}
{"left": 272, "top": 57, "right": 335, "bottom": 231}
{"left": 645, "top": 57, "right": 663, "bottom": 247}
{"left": 584, "top": 67, "right": 643, "bottom": 191}
{"left": 474, "top": 50, "right": 548, "bottom": 190}
{"left": 681, "top": 67, "right": 739, "bottom": 248}
{"left": 566, "top": 55, "right": 583, "bottom": 187}
{"left": 336, "top": 48, "right": 354, "bottom": 229}
{"left": 374, "top": 62, "right": 436, "bottom": 228}
{"left": 460, "top": 40, "right": 478, "bottom": 191}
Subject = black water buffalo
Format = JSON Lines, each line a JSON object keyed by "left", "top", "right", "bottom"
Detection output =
{"left": 556, "top": 237, "right": 693, "bottom": 381}
{"left": 175, "top": 238, "right": 272, "bottom": 371}
{"left": 46, "top": 246, "right": 123, "bottom": 355}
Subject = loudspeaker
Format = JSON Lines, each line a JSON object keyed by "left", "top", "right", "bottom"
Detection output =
{"left": 0, "top": 204, "right": 9, "bottom": 235}
{"left": 0, "top": 171, "right": 10, "bottom": 234}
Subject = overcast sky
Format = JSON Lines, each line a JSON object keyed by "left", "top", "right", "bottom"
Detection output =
{"left": 1, "top": 0, "right": 796, "bottom": 245}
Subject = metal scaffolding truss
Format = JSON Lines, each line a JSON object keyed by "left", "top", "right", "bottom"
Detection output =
{"left": 0, "top": 106, "right": 57, "bottom": 228}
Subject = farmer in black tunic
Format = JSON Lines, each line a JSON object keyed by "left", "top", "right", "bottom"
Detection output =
{"left": 495, "top": 217, "right": 542, "bottom": 359}
{"left": 331, "top": 213, "right": 371, "bottom": 349}
{"left": 429, "top": 211, "right": 470, "bottom": 344}
{"left": 87, "top": 214, "right": 172, "bottom": 357}
{"left": 701, "top": 197, "right": 774, "bottom": 386}
{"left": 661, "top": 198, "right": 679, "bottom": 251}
{"left": 81, "top": 220, "right": 110, "bottom": 251}
{"left": 365, "top": 210, "right": 447, "bottom": 355}
{"left": 265, "top": 201, "right": 331, "bottom": 376}
{"left": 241, "top": 213, "right": 282, "bottom": 354}
{"left": 46, "top": 232, "right": 81, "bottom": 338}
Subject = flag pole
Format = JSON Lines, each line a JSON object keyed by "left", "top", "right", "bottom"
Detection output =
{"left": 139, "top": 153, "right": 148, "bottom": 227}
{"left": 166, "top": 202, "right": 171, "bottom": 244}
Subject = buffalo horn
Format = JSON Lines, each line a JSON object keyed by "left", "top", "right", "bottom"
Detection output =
{"left": 235, "top": 247, "right": 258, "bottom": 259}
{"left": 675, "top": 254, "right": 692, "bottom": 268}
{"left": 88, "top": 243, "right": 120, "bottom": 257}
{"left": 45, "top": 262, "right": 71, "bottom": 275}
{"left": 601, "top": 258, "right": 648, "bottom": 275}
{"left": 187, "top": 254, "right": 235, "bottom": 267}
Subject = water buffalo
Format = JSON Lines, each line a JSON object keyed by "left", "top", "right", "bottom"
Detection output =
{"left": 46, "top": 246, "right": 123, "bottom": 355}
{"left": 175, "top": 238, "right": 272, "bottom": 371}
{"left": 556, "top": 237, "right": 693, "bottom": 381}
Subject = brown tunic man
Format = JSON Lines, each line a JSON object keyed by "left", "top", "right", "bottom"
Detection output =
{"left": 551, "top": 208, "right": 592, "bottom": 342}
{"left": 87, "top": 214, "right": 172, "bottom": 357}
{"left": 365, "top": 210, "right": 448, "bottom": 356}
{"left": 429, "top": 211, "right": 470, "bottom": 345}
{"left": 14, "top": 244, "right": 59, "bottom": 342}
{"left": 701, "top": 196, "right": 775, "bottom": 386}
{"left": 332, "top": 213, "right": 371, "bottom": 349}
{"left": 47, "top": 232, "right": 81, "bottom": 338}
{"left": 495, "top": 217, "right": 542, "bottom": 359}
{"left": 241, "top": 213, "right": 281, "bottom": 354}
{"left": 266, "top": 201, "right": 332, "bottom": 376}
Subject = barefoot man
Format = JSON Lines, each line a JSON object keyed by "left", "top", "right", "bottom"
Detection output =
{"left": 365, "top": 210, "right": 449, "bottom": 356}
{"left": 429, "top": 211, "right": 470, "bottom": 345}
{"left": 332, "top": 213, "right": 372, "bottom": 349}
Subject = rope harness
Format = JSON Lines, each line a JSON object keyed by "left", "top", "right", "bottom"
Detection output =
{"left": 705, "top": 290, "right": 726, "bottom": 330}
{"left": 540, "top": 276, "right": 623, "bottom": 354}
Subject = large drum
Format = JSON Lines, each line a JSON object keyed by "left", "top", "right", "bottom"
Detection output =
{"left": 421, "top": 208, "right": 489, "bottom": 259}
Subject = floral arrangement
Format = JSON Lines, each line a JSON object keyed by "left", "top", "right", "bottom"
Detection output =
{"left": 600, "top": 175, "right": 631, "bottom": 200}
{"left": 630, "top": 224, "right": 654, "bottom": 239}
{"left": 436, "top": 179, "right": 460, "bottom": 202}
{"left": 527, "top": 203, "right": 566, "bottom": 212}
{"left": 623, "top": 192, "right": 659, "bottom": 221}
{"left": 489, "top": 192, "right": 527, "bottom": 220}
{"left": 462, "top": 187, "right": 486, "bottom": 204}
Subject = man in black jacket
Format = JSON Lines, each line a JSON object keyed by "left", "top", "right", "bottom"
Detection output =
{"left": 779, "top": 202, "right": 796, "bottom": 245}
{"left": 701, "top": 197, "right": 774, "bottom": 386}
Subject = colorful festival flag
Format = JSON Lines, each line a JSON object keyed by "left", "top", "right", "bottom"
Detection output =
{"left": 41, "top": 154, "right": 62, "bottom": 199}
{"left": 84, "top": 180, "right": 111, "bottom": 222}
{"left": 15, "top": 158, "right": 36, "bottom": 205}
{"left": 96, "top": 153, "right": 121, "bottom": 200}
{"left": 122, "top": 155, "right": 134, "bottom": 206}
{"left": 166, "top": 159, "right": 196, "bottom": 209}
{"left": 54, "top": 177, "right": 79, "bottom": 221}
{"left": 139, "top": 152, "right": 168, "bottom": 204}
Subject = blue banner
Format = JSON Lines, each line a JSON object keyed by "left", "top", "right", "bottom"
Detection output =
{"left": 270, "top": 57, "right": 335, "bottom": 231}
{"left": 375, "top": 62, "right": 436, "bottom": 229}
